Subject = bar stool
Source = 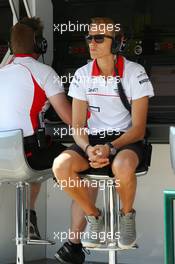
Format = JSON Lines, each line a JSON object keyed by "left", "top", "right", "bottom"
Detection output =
{"left": 0, "top": 129, "right": 55, "bottom": 264}
{"left": 80, "top": 161, "right": 150, "bottom": 264}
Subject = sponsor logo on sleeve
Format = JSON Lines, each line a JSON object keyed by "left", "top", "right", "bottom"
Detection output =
{"left": 137, "top": 72, "right": 147, "bottom": 78}
{"left": 139, "top": 78, "right": 150, "bottom": 84}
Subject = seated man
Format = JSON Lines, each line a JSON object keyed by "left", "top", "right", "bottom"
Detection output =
{"left": 53, "top": 17, "right": 154, "bottom": 264}
{"left": 0, "top": 17, "right": 71, "bottom": 240}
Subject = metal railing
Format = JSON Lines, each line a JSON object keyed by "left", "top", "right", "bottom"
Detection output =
{"left": 164, "top": 190, "right": 175, "bottom": 264}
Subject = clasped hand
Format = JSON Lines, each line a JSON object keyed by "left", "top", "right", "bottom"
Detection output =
{"left": 87, "top": 144, "right": 110, "bottom": 168}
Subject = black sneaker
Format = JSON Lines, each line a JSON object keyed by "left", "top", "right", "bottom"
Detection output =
{"left": 55, "top": 242, "right": 86, "bottom": 264}
{"left": 26, "top": 209, "right": 41, "bottom": 240}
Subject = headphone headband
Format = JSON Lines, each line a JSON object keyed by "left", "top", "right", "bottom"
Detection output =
{"left": 111, "top": 33, "right": 122, "bottom": 54}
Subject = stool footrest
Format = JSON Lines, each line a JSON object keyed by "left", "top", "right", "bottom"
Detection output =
{"left": 27, "top": 239, "right": 55, "bottom": 245}
{"left": 86, "top": 244, "right": 138, "bottom": 251}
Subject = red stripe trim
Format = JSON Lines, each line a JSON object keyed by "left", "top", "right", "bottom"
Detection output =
{"left": 14, "top": 63, "right": 47, "bottom": 131}
{"left": 115, "top": 55, "right": 124, "bottom": 78}
{"left": 15, "top": 53, "right": 34, "bottom": 58}
{"left": 30, "top": 75, "right": 46, "bottom": 131}
{"left": 86, "top": 93, "right": 120, "bottom": 97}
{"left": 86, "top": 93, "right": 131, "bottom": 99}
{"left": 86, "top": 94, "right": 130, "bottom": 99}
{"left": 92, "top": 59, "right": 101, "bottom": 76}
{"left": 25, "top": 152, "right": 33, "bottom": 157}
{"left": 87, "top": 110, "right": 91, "bottom": 121}
{"left": 91, "top": 55, "right": 124, "bottom": 78}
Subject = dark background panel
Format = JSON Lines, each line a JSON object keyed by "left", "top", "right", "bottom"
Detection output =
{"left": 51, "top": 0, "right": 175, "bottom": 124}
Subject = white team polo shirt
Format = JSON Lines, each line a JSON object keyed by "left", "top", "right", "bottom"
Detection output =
{"left": 0, "top": 55, "right": 64, "bottom": 137}
{"left": 68, "top": 56, "right": 154, "bottom": 134}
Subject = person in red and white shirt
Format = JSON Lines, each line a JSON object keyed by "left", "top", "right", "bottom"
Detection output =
{"left": 0, "top": 17, "right": 72, "bottom": 240}
{"left": 53, "top": 17, "right": 154, "bottom": 264}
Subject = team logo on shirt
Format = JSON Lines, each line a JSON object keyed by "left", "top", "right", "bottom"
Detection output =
{"left": 89, "top": 106, "right": 100, "bottom": 112}
{"left": 88, "top": 87, "right": 98, "bottom": 93}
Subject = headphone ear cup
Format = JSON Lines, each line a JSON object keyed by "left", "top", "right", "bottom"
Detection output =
{"left": 111, "top": 37, "right": 121, "bottom": 54}
{"left": 34, "top": 36, "right": 48, "bottom": 54}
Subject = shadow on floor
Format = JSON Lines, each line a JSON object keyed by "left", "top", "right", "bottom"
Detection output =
{"left": 12, "top": 259, "right": 105, "bottom": 264}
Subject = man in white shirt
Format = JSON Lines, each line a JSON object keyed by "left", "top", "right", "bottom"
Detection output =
{"left": 0, "top": 17, "right": 72, "bottom": 240}
{"left": 53, "top": 17, "right": 154, "bottom": 264}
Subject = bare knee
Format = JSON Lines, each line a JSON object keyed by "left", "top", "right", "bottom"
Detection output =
{"left": 52, "top": 154, "right": 73, "bottom": 181}
{"left": 113, "top": 158, "right": 134, "bottom": 174}
{"left": 112, "top": 152, "right": 138, "bottom": 182}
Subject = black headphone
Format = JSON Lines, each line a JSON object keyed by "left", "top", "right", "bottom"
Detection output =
{"left": 19, "top": 20, "right": 48, "bottom": 54}
{"left": 111, "top": 34, "right": 122, "bottom": 54}
{"left": 32, "top": 32, "right": 48, "bottom": 54}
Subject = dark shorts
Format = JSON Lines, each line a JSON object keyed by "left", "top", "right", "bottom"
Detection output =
{"left": 24, "top": 136, "right": 66, "bottom": 170}
{"left": 68, "top": 132, "right": 144, "bottom": 165}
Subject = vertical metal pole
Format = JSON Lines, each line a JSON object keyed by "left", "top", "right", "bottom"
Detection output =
{"left": 26, "top": 183, "right": 30, "bottom": 241}
{"left": 109, "top": 185, "right": 114, "bottom": 242}
{"left": 16, "top": 182, "right": 27, "bottom": 264}
{"left": 22, "top": 0, "right": 32, "bottom": 17}
{"left": 109, "top": 182, "right": 117, "bottom": 264}
{"left": 116, "top": 192, "right": 120, "bottom": 247}
{"left": 164, "top": 190, "right": 175, "bottom": 264}
{"left": 102, "top": 180, "right": 108, "bottom": 244}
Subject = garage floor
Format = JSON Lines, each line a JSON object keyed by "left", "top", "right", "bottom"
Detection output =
{"left": 12, "top": 260, "right": 103, "bottom": 264}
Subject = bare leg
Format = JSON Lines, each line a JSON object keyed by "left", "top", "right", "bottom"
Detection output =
{"left": 53, "top": 150, "right": 99, "bottom": 217}
{"left": 112, "top": 149, "right": 139, "bottom": 214}
{"left": 30, "top": 183, "right": 41, "bottom": 210}
{"left": 70, "top": 186, "right": 98, "bottom": 244}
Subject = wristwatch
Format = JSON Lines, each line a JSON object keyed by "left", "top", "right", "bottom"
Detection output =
{"left": 105, "top": 142, "right": 117, "bottom": 156}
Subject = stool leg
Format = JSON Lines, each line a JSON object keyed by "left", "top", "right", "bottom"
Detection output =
{"left": 108, "top": 183, "right": 117, "bottom": 264}
{"left": 16, "top": 245, "right": 24, "bottom": 264}
{"left": 109, "top": 185, "right": 114, "bottom": 242}
{"left": 102, "top": 181, "right": 108, "bottom": 243}
{"left": 109, "top": 251, "right": 117, "bottom": 264}
{"left": 26, "top": 183, "right": 30, "bottom": 241}
{"left": 16, "top": 182, "right": 27, "bottom": 264}
{"left": 116, "top": 190, "right": 120, "bottom": 248}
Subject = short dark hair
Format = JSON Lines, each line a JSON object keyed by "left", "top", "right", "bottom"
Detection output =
{"left": 10, "top": 17, "right": 43, "bottom": 54}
